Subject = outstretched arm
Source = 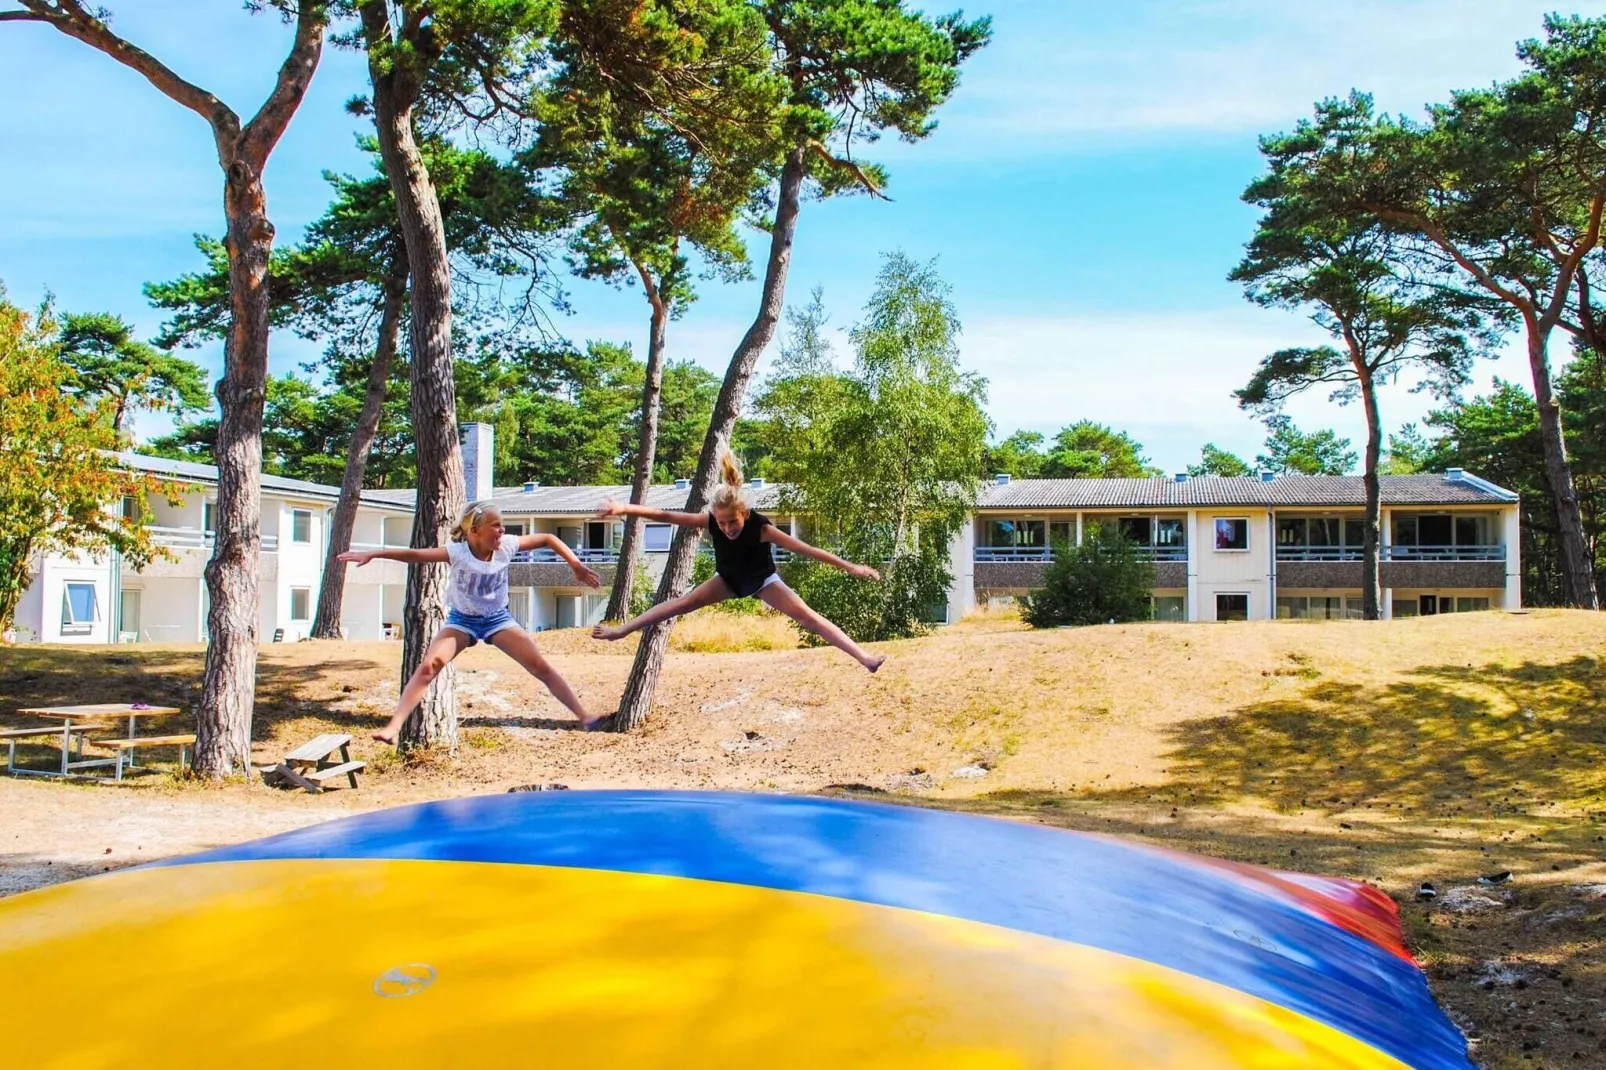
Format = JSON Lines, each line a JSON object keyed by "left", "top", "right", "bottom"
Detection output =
{"left": 763, "top": 527, "right": 880, "bottom": 581}
{"left": 596, "top": 499, "right": 707, "bottom": 528}
{"left": 337, "top": 547, "right": 449, "bottom": 566}
{"left": 519, "top": 533, "right": 603, "bottom": 589}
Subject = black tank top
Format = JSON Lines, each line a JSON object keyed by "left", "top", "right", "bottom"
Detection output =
{"left": 708, "top": 511, "right": 775, "bottom": 597}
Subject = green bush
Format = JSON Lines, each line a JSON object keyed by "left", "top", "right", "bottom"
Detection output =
{"left": 781, "top": 528, "right": 952, "bottom": 644}
{"left": 1022, "top": 527, "right": 1156, "bottom": 627}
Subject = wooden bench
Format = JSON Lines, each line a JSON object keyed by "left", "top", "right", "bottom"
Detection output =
{"left": 2, "top": 726, "right": 93, "bottom": 776}
{"left": 93, "top": 734, "right": 197, "bottom": 781}
{"left": 265, "top": 733, "right": 365, "bottom": 793}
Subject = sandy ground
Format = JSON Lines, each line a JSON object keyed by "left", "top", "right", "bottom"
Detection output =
{"left": 2, "top": 608, "right": 1604, "bottom": 1068}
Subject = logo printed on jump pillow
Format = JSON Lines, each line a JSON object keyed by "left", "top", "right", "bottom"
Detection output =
{"left": 373, "top": 963, "right": 437, "bottom": 998}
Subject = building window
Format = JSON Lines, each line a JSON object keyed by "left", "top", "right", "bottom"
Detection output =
{"left": 1214, "top": 518, "right": 1248, "bottom": 551}
{"left": 1155, "top": 518, "right": 1185, "bottom": 548}
{"left": 1049, "top": 520, "right": 1075, "bottom": 546}
{"left": 1277, "top": 595, "right": 1360, "bottom": 620}
{"left": 61, "top": 582, "right": 100, "bottom": 634}
{"left": 291, "top": 509, "right": 312, "bottom": 544}
{"left": 1151, "top": 596, "right": 1186, "bottom": 622}
{"left": 290, "top": 587, "right": 311, "bottom": 621}
{"left": 1393, "top": 600, "right": 1419, "bottom": 618}
{"left": 120, "top": 495, "right": 144, "bottom": 522}
{"left": 1216, "top": 593, "right": 1249, "bottom": 621}
{"left": 644, "top": 523, "right": 672, "bottom": 552}
{"left": 1455, "top": 597, "right": 1491, "bottom": 613}
{"left": 203, "top": 501, "right": 217, "bottom": 534}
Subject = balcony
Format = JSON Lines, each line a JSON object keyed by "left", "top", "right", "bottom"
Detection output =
{"left": 1276, "top": 544, "right": 1504, "bottom": 562}
{"left": 974, "top": 545, "right": 1187, "bottom": 563}
{"left": 147, "top": 526, "right": 279, "bottom": 553}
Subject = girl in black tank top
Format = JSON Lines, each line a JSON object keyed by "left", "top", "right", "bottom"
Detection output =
{"left": 590, "top": 452, "right": 889, "bottom": 673}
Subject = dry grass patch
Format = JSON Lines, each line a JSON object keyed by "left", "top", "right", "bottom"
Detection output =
{"left": 669, "top": 608, "right": 799, "bottom": 654}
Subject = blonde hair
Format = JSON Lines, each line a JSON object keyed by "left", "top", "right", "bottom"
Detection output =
{"left": 450, "top": 501, "right": 501, "bottom": 542}
{"left": 709, "top": 450, "right": 749, "bottom": 515}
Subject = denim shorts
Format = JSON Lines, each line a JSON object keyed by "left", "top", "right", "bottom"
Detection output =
{"left": 443, "top": 607, "right": 519, "bottom": 646}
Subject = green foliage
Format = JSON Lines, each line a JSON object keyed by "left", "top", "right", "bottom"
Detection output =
{"left": 1188, "top": 443, "right": 1252, "bottom": 477}
{"left": 758, "top": 252, "right": 986, "bottom": 642}
{"left": 762, "top": 0, "right": 992, "bottom": 198}
{"left": 0, "top": 287, "right": 180, "bottom": 634}
{"left": 1424, "top": 354, "right": 1606, "bottom": 605}
{"left": 527, "top": 0, "right": 783, "bottom": 309}
{"left": 1256, "top": 415, "right": 1356, "bottom": 475}
{"left": 1381, "top": 424, "right": 1433, "bottom": 474}
{"left": 1022, "top": 527, "right": 1157, "bottom": 628}
{"left": 55, "top": 313, "right": 210, "bottom": 437}
{"left": 628, "top": 559, "right": 656, "bottom": 619}
{"left": 1040, "top": 421, "right": 1159, "bottom": 478}
{"left": 983, "top": 430, "right": 1047, "bottom": 479}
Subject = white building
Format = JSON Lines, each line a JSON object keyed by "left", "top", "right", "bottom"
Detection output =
{"left": 14, "top": 453, "right": 415, "bottom": 645}
{"left": 12, "top": 427, "right": 1522, "bottom": 645}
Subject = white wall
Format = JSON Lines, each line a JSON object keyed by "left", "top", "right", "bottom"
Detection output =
{"left": 269, "top": 496, "right": 325, "bottom": 641}
{"left": 121, "top": 577, "right": 204, "bottom": 643}
{"left": 32, "top": 554, "right": 115, "bottom": 644}
{"left": 1194, "top": 509, "right": 1272, "bottom": 620}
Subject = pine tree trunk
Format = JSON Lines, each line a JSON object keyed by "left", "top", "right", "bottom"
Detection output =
{"left": 1358, "top": 372, "right": 1384, "bottom": 620}
{"left": 364, "top": 5, "right": 465, "bottom": 750}
{"left": 1527, "top": 327, "right": 1600, "bottom": 609}
{"left": 14, "top": 0, "right": 327, "bottom": 778}
{"left": 195, "top": 162, "right": 273, "bottom": 778}
{"left": 311, "top": 263, "right": 407, "bottom": 639}
{"left": 611, "top": 145, "right": 808, "bottom": 731}
{"left": 606, "top": 281, "right": 669, "bottom": 621}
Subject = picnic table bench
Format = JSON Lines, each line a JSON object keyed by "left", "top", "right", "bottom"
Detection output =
{"left": 265, "top": 733, "right": 365, "bottom": 793}
{"left": 10, "top": 705, "right": 183, "bottom": 779}
{"left": 93, "top": 733, "right": 197, "bottom": 781}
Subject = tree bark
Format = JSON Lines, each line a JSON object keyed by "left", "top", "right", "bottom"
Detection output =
{"left": 1527, "top": 326, "right": 1599, "bottom": 609}
{"left": 311, "top": 261, "right": 408, "bottom": 639}
{"left": 9, "top": 1, "right": 325, "bottom": 777}
{"left": 610, "top": 145, "right": 808, "bottom": 731}
{"left": 363, "top": 2, "right": 465, "bottom": 751}
{"left": 605, "top": 274, "right": 669, "bottom": 621}
{"left": 1357, "top": 370, "right": 1384, "bottom": 620}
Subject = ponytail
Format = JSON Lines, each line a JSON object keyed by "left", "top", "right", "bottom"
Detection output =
{"left": 709, "top": 450, "right": 750, "bottom": 515}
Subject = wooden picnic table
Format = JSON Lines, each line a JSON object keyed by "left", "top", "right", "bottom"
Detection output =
{"left": 265, "top": 733, "right": 366, "bottom": 793}
{"left": 11, "top": 704, "right": 180, "bottom": 778}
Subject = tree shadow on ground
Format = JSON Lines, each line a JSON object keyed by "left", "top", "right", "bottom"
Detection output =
{"left": 0, "top": 645, "right": 393, "bottom": 756}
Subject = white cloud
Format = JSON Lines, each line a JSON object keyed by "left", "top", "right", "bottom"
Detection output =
{"left": 925, "top": 0, "right": 1560, "bottom": 150}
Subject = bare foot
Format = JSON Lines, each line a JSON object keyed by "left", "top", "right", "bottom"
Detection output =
{"left": 579, "top": 713, "right": 612, "bottom": 732}
{"left": 591, "top": 624, "right": 626, "bottom": 641}
{"left": 372, "top": 729, "right": 398, "bottom": 746}
{"left": 864, "top": 654, "right": 887, "bottom": 674}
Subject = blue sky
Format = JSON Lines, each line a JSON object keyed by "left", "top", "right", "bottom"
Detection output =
{"left": 0, "top": 0, "right": 1571, "bottom": 473}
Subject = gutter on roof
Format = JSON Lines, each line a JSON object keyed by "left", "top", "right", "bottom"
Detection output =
{"left": 1448, "top": 470, "right": 1520, "bottom": 502}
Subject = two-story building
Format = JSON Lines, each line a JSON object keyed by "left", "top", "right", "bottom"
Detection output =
{"left": 10, "top": 422, "right": 1521, "bottom": 645}
{"left": 959, "top": 469, "right": 1520, "bottom": 621}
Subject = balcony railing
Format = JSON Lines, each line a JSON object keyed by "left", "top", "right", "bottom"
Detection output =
{"left": 975, "top": 545, "right": 1187, "bottom": 563}
{"left": 1276, "top": 544, "right": 1505, "bottom": 562}
{"left": 514, "top": 547, "right": 619, "bottom": 564}
{"left": 149, "top": 526, "right": 278, "bottom": 552}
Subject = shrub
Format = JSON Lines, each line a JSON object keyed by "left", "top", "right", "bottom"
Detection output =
{"left": 1022, "top": 527, "right": 1156, "bottom": 628}
{"left": 781, "top": 530, "right": 952, "bottom": 644}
